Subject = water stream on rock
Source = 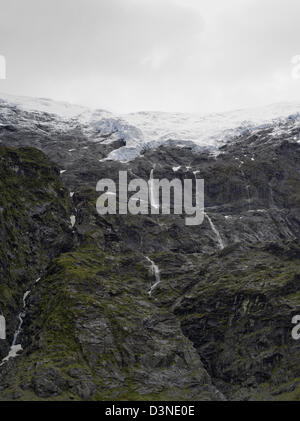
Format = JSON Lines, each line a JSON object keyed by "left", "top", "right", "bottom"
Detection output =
{"left": 70, "top": 215, "right": 76, "bottom": 227}
{"left": 192, "top": 171, "right": 225, "bottom": 250}
{"left": 0, "top": 278, "right": 38, "bottom": 366}
{"left": 205, "top": 213, "right": 225, "bottom": 250}
{"left": 145, "top": 257, "right": 161, "bottom": 296}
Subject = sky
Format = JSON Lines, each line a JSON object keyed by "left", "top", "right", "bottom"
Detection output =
{"left": 0, "top": 0, "right": 300, "bottom": 114}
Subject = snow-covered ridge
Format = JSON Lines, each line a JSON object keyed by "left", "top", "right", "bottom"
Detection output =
{"left": 1, "top": 93, "right": 300, "bottom": 162}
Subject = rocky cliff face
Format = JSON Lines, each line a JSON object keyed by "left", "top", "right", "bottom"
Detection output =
{"left": 1, "top": 97, "right": 300, "bottom": 400}
{"left": 0, "top": 146, "right": 73, "bottom": 362}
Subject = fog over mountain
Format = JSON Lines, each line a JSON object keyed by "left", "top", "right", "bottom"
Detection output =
{"left": 1, "top": 0, "right": 300, "bottom": 112}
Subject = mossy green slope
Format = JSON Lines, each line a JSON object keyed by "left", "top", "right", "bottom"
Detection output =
{"left": 0, "top": 146, "right": 73, "bottom": 363}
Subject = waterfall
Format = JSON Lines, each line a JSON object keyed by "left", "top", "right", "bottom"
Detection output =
{"left": 205, "top": 213, "right": 225, "bottom": 250}
{"left": 192, "top": 171, "right": 224, "bottom": 250}
{"left": 0, "top": 289, "right": 31, "bottom": 366}
{"left": 0, "top": 344, "right": 22, "bottom": 366}
{"left": 70, "top": 215, "right": 76, "bottom": 227}
{"left": 145, "top": 257, "right": 161, "bottom": 296}
{"left": 23, "top": 291, "right": 30, "bottom": 307}
{"left": 149, "top": 168, "right": 159, "bottom": 210}
{"left": 12, "top": 312, "right": 25, "bottom": 347}
{"left": 12, "top": 290, "right": 30, "bottom": 347}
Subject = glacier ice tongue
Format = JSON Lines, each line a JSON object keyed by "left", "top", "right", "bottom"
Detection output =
{"left": 2, "top": 93, "right": 300, "bottom": 162}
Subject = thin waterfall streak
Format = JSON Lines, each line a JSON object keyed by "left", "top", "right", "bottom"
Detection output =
{"left": 0, "top": 287, "right": 32, "bottom": 366}
{"left": 145, "top": 256, "right": 161, "bottom": 296}
{"left": 205, "top": 213, "right": 225, "bottom": 250}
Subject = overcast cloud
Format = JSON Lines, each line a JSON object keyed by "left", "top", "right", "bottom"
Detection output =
{"left": 0, "top": 0, "right": 300, "bottom": 113}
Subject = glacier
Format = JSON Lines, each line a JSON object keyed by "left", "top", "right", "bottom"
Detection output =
{"left": 1, "top": 93, "right": 300, "bottom": 162}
